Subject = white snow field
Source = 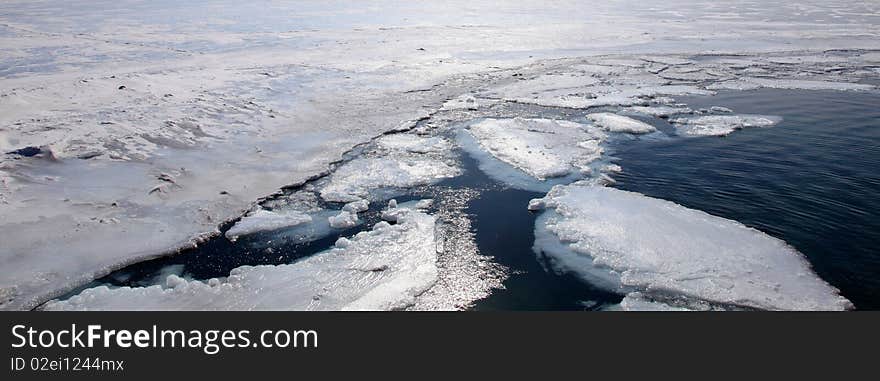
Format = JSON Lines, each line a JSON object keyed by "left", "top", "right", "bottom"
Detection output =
{"left": 2, "top": 0, "right": 879, "bottom": 309}
{"left": 43, "top": 206, "right": 438, "bottom": 311}
{"left": 532, "top": 185, "right": 853, "bottom": 311}
{"left": 671, "top": 114, "right": 783, "bottom": 137}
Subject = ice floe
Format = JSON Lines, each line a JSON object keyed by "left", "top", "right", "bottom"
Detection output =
{"left": 225, "top": 209, "right": 313, "bottom": 242}
{"left": 328, "top": 211, "right": 359, "bottom": 229}
{"left": 671, "top": 114, "right": 782, "bottom": 137}
{"left": 708, "top": 78, "right": 875, "bottom": 91}
{"left": 626, "top": 105, "right": 693, "bottom": 117}
{"left": 501, "top": 83, "right": 715, "bottom": 109}
{"left": 532, "top": 185, "right": 852, "bottom": 311}
{"left": 464, "top": 118, "right": 606, "bottom": 181}
{"left": 586, "top": 113, "right": 657, "bottom": 134}
{"left": 607, "top": 292, "right": 695, "bottom": 311}
{"left": 342, "top": 199, "right": 369, "bottom": 213}
{"left": 43, "top": 207, "right": 438, "bottom": 311}
{"left": 376, "top": 134, "right": 452, "bottom": 154}
{"left": 319, "top": 157, "right": 459, "bottom": 202}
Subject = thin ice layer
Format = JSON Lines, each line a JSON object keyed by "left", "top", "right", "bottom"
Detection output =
{"left": 319, "top": 157, "right": 459, "bottom": 202}
{"left": 586, "top": 113, "right": 657, "bottom": 134}
{"left": 533, "top": 185, "right": 852, "bottom": 311}
{"left": 225, "top": 209, "right": 313, "bottom": 241}
{"left": 671, "top": 114, "right": 781, "bottom": 137}
{"left": 466, "top": 118, "right": 606, "bottom": 180}
{"left": 43, "top": 208, "right": 438, "bottom": 311}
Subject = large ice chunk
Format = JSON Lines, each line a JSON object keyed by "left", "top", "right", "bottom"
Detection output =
{"left": 328, "top": 211, "right": 359, "bottom": 229}
{"left": 225, "top": 209, "right": 313, "bottom": 242}
{"left": 43, "top": 208, "right": 438, "bottom": 311}
{"left": 465, "top": 118, "right": 606, "bottom": 181}
{"left": 319, "top": 157, "right": 459, "bottom": 202}
{"left": 670, "top": 114, "right": 781, "bottom": 137}
{"left": 533, "top": 185, "right": 852, "bottom": 311}
{"left": 342, "top": 199, "right": 369, "bottom": 213}
{"left": 586, "top": 113, "right": 657, "bottom": 134}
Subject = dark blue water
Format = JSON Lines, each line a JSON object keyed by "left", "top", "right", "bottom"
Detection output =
{"left": 611, "top": 89, "right": 880, "bottom": 310}
{"left": 445, "top": 152, "right": 620, "bottom": 311}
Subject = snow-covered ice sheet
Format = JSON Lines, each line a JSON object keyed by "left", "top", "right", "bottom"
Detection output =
{"left": 43, "top": 207, "right": 438, "bottom": 311}
{"left": 532, "top": 185, "right": 852, "bottom": 311}
{"left": 586, "top": 113, "right": 657, "bottom": 134}
{"left": 225, "top": 209, "right": 313, "bottom": 242}
{"left": 671, "top": 114, "right": 782, "bottom": 137}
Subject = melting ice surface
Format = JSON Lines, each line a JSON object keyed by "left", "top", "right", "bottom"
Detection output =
{"left": 44, "top": 205, "right": 437, "bottom": 311}
{"left": 532, "top": 185, "right": 852, "bottom": 311}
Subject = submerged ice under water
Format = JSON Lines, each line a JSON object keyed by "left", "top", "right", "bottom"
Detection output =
{"left": 47, "top": 87, "right": 879, "bottom": 311}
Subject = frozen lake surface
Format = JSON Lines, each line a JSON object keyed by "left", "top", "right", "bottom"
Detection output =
{"left": 3, "top": 1, "right": 880, "bottom": 310}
